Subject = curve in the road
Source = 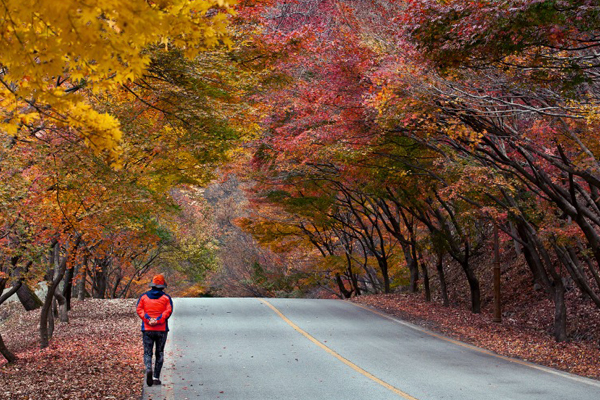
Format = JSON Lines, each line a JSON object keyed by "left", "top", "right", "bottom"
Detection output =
{"left": 350, "top": 301, "right": 600, "bottom": 390}
{"left": 143, "top": 298, "right": 600, "bottom": 400}
{"left": 261, "top": 299, "right": 418, "bottom": 400}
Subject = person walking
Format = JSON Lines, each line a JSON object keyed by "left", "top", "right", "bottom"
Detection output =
{"left": 136, "top": 274, "right": 173, "bottom": 387}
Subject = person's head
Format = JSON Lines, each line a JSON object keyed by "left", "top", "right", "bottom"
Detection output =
{"left": 149, "top": 274, "right": 167, "bottom": 290}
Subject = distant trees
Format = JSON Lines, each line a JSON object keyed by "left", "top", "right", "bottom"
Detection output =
{"left": 3, "top": 0, "right": 599, "bottom": 357}
{"left": 0, "top": 0, "right": 249, "bottom": 360}
{"left": 236, "top": 0, "right": 600, "bottom": 342}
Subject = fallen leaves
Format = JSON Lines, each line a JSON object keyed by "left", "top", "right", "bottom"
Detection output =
{"left": 353, "top": 292, "right": 600, "bottom": 380}
{"left": 0, "top": 299, "right": 143, "bottom": 400}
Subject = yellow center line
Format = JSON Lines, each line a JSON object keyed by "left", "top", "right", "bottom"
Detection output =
{"left": 261, "top": 299, "right": 419, "bottom": 400}
{"left": 350, "top": 301, "right": 600, "bottom": 389}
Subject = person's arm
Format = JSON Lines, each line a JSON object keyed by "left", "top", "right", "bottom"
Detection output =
{"left": 155, "top": 295, "right": 173, "bottom": 323}
{"left": 136, "top": 295, "right": 153, "bottom": 324}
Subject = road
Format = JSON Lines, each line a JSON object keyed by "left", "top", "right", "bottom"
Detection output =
{"left": 142, "top": 298, "right": 600, "bottom": 400}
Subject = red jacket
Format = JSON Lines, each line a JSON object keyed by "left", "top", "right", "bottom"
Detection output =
{"left": 136, "top": 288, "right": 173, "bottom": 332}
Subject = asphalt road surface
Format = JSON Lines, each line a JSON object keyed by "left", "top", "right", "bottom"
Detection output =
{"left": 142, "top": 298, "right": 600, "bottom": 400}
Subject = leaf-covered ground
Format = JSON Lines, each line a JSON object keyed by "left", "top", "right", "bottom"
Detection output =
{"left": 2, "top": 293, "right": 599, "bottom": 400}
{"left": 353, "top": 292, "right": 600, "bottom": 380}
{"left": 0, "top": 299, "right": 142, "bottom": 400}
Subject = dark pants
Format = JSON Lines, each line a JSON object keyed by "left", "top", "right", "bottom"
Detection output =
{"left": 142, "top": 331, "right": 168, "bottom": 378}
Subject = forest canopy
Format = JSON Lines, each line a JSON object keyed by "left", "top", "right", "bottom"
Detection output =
{"left": 2, "top": 0, "right": 600, "bottom": 366}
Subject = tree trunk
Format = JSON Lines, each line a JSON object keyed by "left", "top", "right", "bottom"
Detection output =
{"left": 410, "top": 240, "right": 420, "bottom": 294}
{"left": 381, "top": 265, "right": 391, "bottom": 294}
{"left": 92, "top": 259, "right": 108, "bottom": 299}
{"left": 54, "top": 291, "right": 68, "bottom": 323}
{"left": 53, "top": 253, "right": 69, "bottom": 323}
{"left": 16, "top": 283, "right": 43, "bottom": 311}
{"left": 361, "top": 263, "right": 380, "bottom": 293}
{"left": 52, "top": 297, "right": 58, "bottom": 319}
{"left": 48, "top": 304, "right": 55, "bottom": 340}
{"left": 515, "top": 222, "right": 553, "bottom": 296}
{"left": 509, "top": 222, "right": 522, "bottom": 255}
{"left": 378, "top": 198, "right": 419, "bottom": 293}
{"left": 558, "top": 244, "right": 600, "bottom": 307}
{"left": 345, "top": 254, "right": 361, "bottom": 296}
{"left": 40, "top": 236, "right": 81, "bottom": 348}
{"left": 408, "top": 258, "right": 419, "bottom": 293}
{"left": 461, "top": 259, "right": 481, "bottom": 313}
{"left": 576, "top": 240, "right": 600, "bottom": 292}
{"left": 63, "top": 264, "right": 75, "bottom": 311}
{"left": 553, "top": 278, "right": 568, "bottom": 342}
{"left": 436, "top": 254, "right": 449, "bottom": 307}
{"left": 0, "top": 333, "right": 17, "bottom": 363}
{"left": 520, "top": 221, "right": 569, "bottom": 342}
{"left": 1, "top": 261, "right": 40, "bottom": 310}
{"left": 421, "top": 259, "right": 431, "bottom": 302}
{"left": 0, "top": 279, "right": 7, "bottom": 299}
{"left": 0, "top": 281, "right": 22, "bottom": 306}
{"left": 335, "top": 273, "right": 353, "bottom": 299}
{"left": 39, "top": 295, "right": 53, "bottom": 349}
{"left": 40, "top": 241, "right": 60, "bottom": 349}
{"left": 110, "top": 275, "right": 122, "bottom": 299}
{"left": 350, "top": 272, "right": 361, "bottom": 296}
{"left": 400, "top": 242, "right": 419, "bottom": 293}
{"left": 375, "top": 257, "right": 391, "bottom": 294}
{"left": 77, "top": 263, "right": 87, "bottom": 301}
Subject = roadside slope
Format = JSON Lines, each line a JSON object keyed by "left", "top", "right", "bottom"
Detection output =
{"left": 0, "top": 299, "right": 142, "bottom": 400}
{"left": 353, "top": 293, "right": 600, "bottom": 380}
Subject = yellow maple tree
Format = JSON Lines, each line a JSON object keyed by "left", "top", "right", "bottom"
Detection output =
{"left": 0, "top": 0, "right": 236, "bottom": 164}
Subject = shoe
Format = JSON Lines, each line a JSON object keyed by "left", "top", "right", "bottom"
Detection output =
{"left": 153, "top": 379, "right": 161, "bottom": 385}
{"left": 146, "top": 371, "right": 153, "bottom": 386}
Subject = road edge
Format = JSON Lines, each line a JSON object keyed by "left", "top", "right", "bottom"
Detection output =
{"left": 347, "top": 300, "right": 600, "bottom": 389}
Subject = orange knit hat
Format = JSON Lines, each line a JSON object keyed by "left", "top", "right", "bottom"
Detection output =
{"left": 149, "top": 274, "right": 167, "bottom": 289}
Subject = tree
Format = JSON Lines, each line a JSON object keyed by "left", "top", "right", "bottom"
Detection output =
{"left": 0, "top": 0, "right": 236, "bottom": 164}
{"left": 0, "top": 0, "right": 264, "bottom": 357}
{"left": 238, "top": 0, "right": 600, "bottom": 342}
